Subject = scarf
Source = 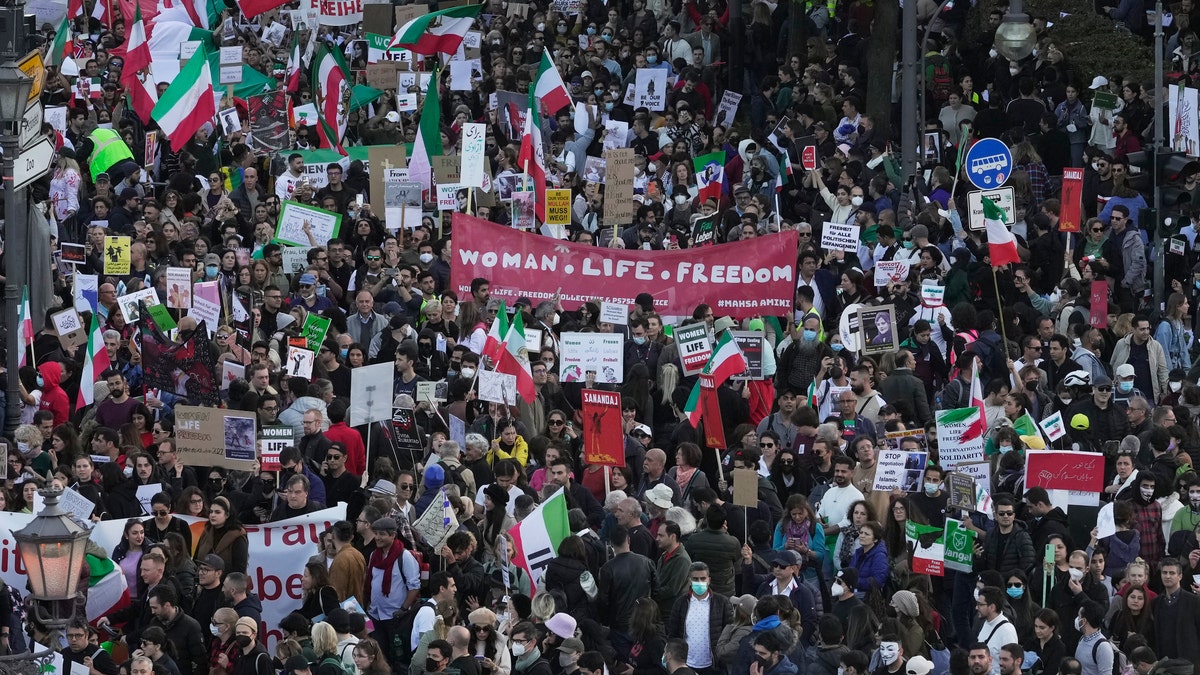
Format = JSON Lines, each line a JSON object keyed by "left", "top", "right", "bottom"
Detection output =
{"left": 839, "top": 525, "right": 861, "bottom": 567}
{"left": 675, "top": 466, "right": 696, "bottom": 492}
{"left": 367, "top": 540, "right": 406, "bottom": 597}
{"left": 783, "top": 518, "right": 811, "bottom": 548}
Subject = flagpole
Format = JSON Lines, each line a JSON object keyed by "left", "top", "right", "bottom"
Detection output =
{"left": 991, "top": 266, "right": 1009, "bottom": 349}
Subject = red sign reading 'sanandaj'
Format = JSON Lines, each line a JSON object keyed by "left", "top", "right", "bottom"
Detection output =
{"left": 581, "top": 390, "right": 624, "bottom": 467}
{"left": 449, "top": 213, "right": 799, "bottom": 319}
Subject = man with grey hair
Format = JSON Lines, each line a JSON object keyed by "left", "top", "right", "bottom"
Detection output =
{"left": 434, "top": 441, "right": 476, "bottom": 495}
{"left": 532, "top": 301, "right": 559, "bottom": 352}
{"left": 616, "top": 497, "right": 656, "bottom": 559}
{"left": 462, "top": 433, "right": 494, "bottom": 487}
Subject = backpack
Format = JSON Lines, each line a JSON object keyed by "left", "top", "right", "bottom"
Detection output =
{"left": 928, "top": 55, "right": 954, "bottom": 106}
{"left": 972, "top": 332, "right": 1007, "bottom": 382}
{"left": 391, "top": 598, "right": 436, "bottom": 667}
{"left": 1091, "top": 637, "right": 1133, "bottom": 675}
{"left": 320, "top": 656, "right": 354, "bottom": 675}
{"left": 440, "top": 461, "right": 468, "bottom": 492}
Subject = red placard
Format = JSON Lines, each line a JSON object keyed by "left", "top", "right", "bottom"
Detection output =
{"left": 1059, "top": 168, "right": 1084, "bottom": 233}
{"left": 802, "top": 146, "right": 817, "bottom": 171}
{"left": 450, "top": 213, "right": 799, "bottom": 319}
{"left": 1090, "top": 280, "right": 1108, "bottom": 328}
{"left": 1024, "top": 451, "right": 1104, "bottom": 492}
{"left": 700, "top": 374, "right": 727, "bottom": 449}
{"left": 581, "top": 390, "right": 624, "bottom": 466}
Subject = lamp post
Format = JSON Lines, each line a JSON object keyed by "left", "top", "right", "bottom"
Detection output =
{"left": 993, "top": 0, "right": 1038, "bottom": 64}
{"left": 0, "top": 59, "right": 31, "bottom": 437}
{"left": 0, "top": 489, "right": 90, "bottom": 672}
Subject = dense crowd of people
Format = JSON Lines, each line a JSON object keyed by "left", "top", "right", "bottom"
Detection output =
{"left": 9, "top": 0, "right": 1200, "bottom": 674}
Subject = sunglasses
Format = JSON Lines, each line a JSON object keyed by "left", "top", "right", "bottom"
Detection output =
{"left": 1091, "top": 228, "right": 1104, "bottom": 233}
{"left": 549, "top": 420, "right": 565, "bottom": 426}
{"left": 153, "top": 510, "right": 169, "bottom": 516}
{"left": 1097, "top": 386, "right": 1113, "bottom": 392}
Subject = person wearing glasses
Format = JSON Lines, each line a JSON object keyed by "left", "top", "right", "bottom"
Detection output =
{"left": 145, "top": 491, "right": 194, "bottom": 550}
{"left": 62, "top": 618, "right": 118, "bottom": 675}
{"left": 975, "top": 495, "right": 1036, "bottom": 577}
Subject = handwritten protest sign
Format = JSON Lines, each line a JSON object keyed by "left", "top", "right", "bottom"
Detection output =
{"left": 1024, "top": 451, "right": 1104, "bottom": 492}
{"left": 275, "top": 201, "right": 342, "bottom": 247}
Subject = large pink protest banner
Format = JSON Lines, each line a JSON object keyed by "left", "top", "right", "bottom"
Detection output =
{"left": 450, "top": 213, "right": 798, "bottom": 318}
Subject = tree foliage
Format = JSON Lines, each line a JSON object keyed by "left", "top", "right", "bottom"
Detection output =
{"left": 967, "top": 0, "right": 1154, "bottom": 86}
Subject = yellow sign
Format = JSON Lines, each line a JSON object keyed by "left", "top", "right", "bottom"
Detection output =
{"left": 104, "top": 236, "right": 131, "bottom": 275}
{"left": 544, "top": 189, "right": 571, "bottom": 225}
{"left": 17, "top": 50, "right": 44, "bottom": 103}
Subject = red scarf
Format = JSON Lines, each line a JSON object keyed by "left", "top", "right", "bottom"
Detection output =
{"left": 367, "top": 540, "right": 406, "bottom": 597}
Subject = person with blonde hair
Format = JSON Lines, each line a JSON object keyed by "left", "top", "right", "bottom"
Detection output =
{"left": 311, "top": 622, "right": 342, "bottom": 675}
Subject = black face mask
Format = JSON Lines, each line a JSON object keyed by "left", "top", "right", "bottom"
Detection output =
{"left": 425, "top": 659, "right": 443, "bottom": 672}
{"left": 234, "top": 635, "right": 252, "bottom": 649}
{"left": 209, "top": 479, "right": 223, "bottom": 489}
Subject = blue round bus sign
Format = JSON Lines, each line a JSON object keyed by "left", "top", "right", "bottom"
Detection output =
{"left": 963, "top": 138, "right": 1013, "bottom": 190}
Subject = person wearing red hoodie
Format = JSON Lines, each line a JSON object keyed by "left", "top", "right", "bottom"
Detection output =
{"left": 37, "top": 362, "right": 70, "bottom": 426}
{"left": 324, "top": 399, "right": 366, "bottom": 476}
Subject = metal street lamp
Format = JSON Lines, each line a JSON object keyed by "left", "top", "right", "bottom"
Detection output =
{"left": 0, "top": 490, "right": 89, "bottom": 675}
{"left": 14, "top": 489, "right": 90, "bottom": 603}
{"left": 0, "top": 63, "right": 30, "bottom": 122}
{"left": 993, "top": 0, "right": 1038, "bottom": 63}
{"left": 0, "top": 59, "right": 31, "bottom": 436}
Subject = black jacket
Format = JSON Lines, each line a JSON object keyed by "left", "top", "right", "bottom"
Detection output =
{"left": 542, "top": 556, "right": 595, "bottom": 621}
{"left": 1028, "top": 507, "right": 1072, "bottom": 552}
{"left": 665, "top": 592, "right": 732, "bottom": 663}
{"left": 153, "top": 610, "right": 208, "bottom": 675}
{"left": 597, "top": 552, "right": 656, "bottom": 632}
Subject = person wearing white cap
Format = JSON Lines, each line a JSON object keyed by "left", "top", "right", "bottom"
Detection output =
{"left": 907, "top": 655, "right": 935, "bottom": 675}
{"left": 1088, "top": 76, "right": 1120, "bottom": 151}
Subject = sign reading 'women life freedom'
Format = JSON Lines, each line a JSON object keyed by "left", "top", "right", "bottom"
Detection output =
{"left": 449, "top": 213, "right": 798, "bottom": 318}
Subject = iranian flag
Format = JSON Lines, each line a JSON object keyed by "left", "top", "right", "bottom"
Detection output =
{"left": 77, "top": 312, "right": 111, "bottom": 409}
{"left": 983, "top": 196, "right": 1020, "bottom": 267}
{"left": 533, "top": 48, "right": 571, "bottom": 116}
{"left": 16, "top": 288, "right": 31, "bottom": 369}
{"left": 152, "top": 44, "right": 215, "bottom": 152}
{"left": 484, "top": 303, "right": 535, "bottom": 402}
{"left": 67, "top": 0, "right": 83, "bottom": 19}
{"left": 684, "top": 331, "right": 747, "bottom": 426}
{"left": 497, "top": 311, "right": 535, "bottom": 402}
{"left": 776, "top": 152, "right": 793, "bottom": 192}
{"left": 693, "top": 151, "right": 724, "bottom": 203}
{"left": 966, "top": 355, "right": 986, "bottom": 441}
{"left": 236, "top": 0, "right": 289, "bottom": 19}
{"left": 154, "top": 0, "right": 221, "bottom": 29}
{"left": 389, "top": 5, "right": 483, "bottom": 56}
{"left": 285, "top": 31, "right": 303, "bottom": 93}
{"left": 312, "top": 44, "right": 349, "bottom": 154}
{"left": 121, "top": 4, "right": 157, "bottom": 124}
{"left": 91, "top": 0, "right": 111, "bottom": 28}
{"left": 409, "top": 67, "right": 443, "bottom": 196}
{"left": 508, "top": 487, "right": 570, "bottom": 589}
{"left": 484, "top": 300, "right": 510, "bottom": 362}
{"left": 47, "top": 16, "right": 72, "bottom": 67}
{"left": 518, "top": 88, "right": 547, "bottom": 222}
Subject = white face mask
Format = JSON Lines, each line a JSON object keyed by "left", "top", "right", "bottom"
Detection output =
{"left": 850, "top": 195, "right": 864, "bottom": 207}
{"left": 831, "top": 582, "right": 845, "bottom": 597}
{"left": 1074, "top": 617, "right": 1084, "bottom": 632}
{"left": 512, "top": 643, "right": 527, "bottom": 657}
{"left": 879, "top": 643, "right": 900, "bottom": 666}
{"left": 1068, "top": 568, "right": 1085, "bottom": 582}
{"left": 973, "top": 588, "right": 981, "bottom": 602}
{"left": 647, "top": 162, "right": 657, "bottom": 173}
{"left": 675, "top": 195, "right": 688, "bottom": 205}
{"left": 460, "top": 367, "right": 476, "bottom": 379}
{"left": 1140, "top": 487, "right": 1155, "bottom": 501}
{"left": 419, "top": 253, "right": 434, "bottom": 264}
{"left": 551, "top": 313, "right": 560, "bottom": 325}
{"left": 1171, "top": 381, "right": 1183, "bottom": 393}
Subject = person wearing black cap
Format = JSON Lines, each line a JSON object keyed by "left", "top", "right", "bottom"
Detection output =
{"left": 107, "top": 188, "right": 141, "bottom": 236}
{"left": 284, "top": 655, "right": 312, "bottom": 675}
{"left": 188, "top": 555, "right": 226, "bottom": 633}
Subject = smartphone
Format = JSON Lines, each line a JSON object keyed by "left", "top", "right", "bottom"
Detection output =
{"left": 1044, "top": 544, "right": 1055, "bottom": 564}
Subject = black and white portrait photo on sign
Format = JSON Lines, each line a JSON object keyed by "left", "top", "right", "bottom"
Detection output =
{"left": 858, "top": 304, "right": 899, "bottom": 355}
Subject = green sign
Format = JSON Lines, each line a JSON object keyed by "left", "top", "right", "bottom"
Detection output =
{"left": 145, "top": 303, "right": 177, "bottom": 331}
{"left": 943, "top": 518, "right": 976, "bottom": 573}
{"left": 302, "top": 313, "right": 331, "bottom": 352}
